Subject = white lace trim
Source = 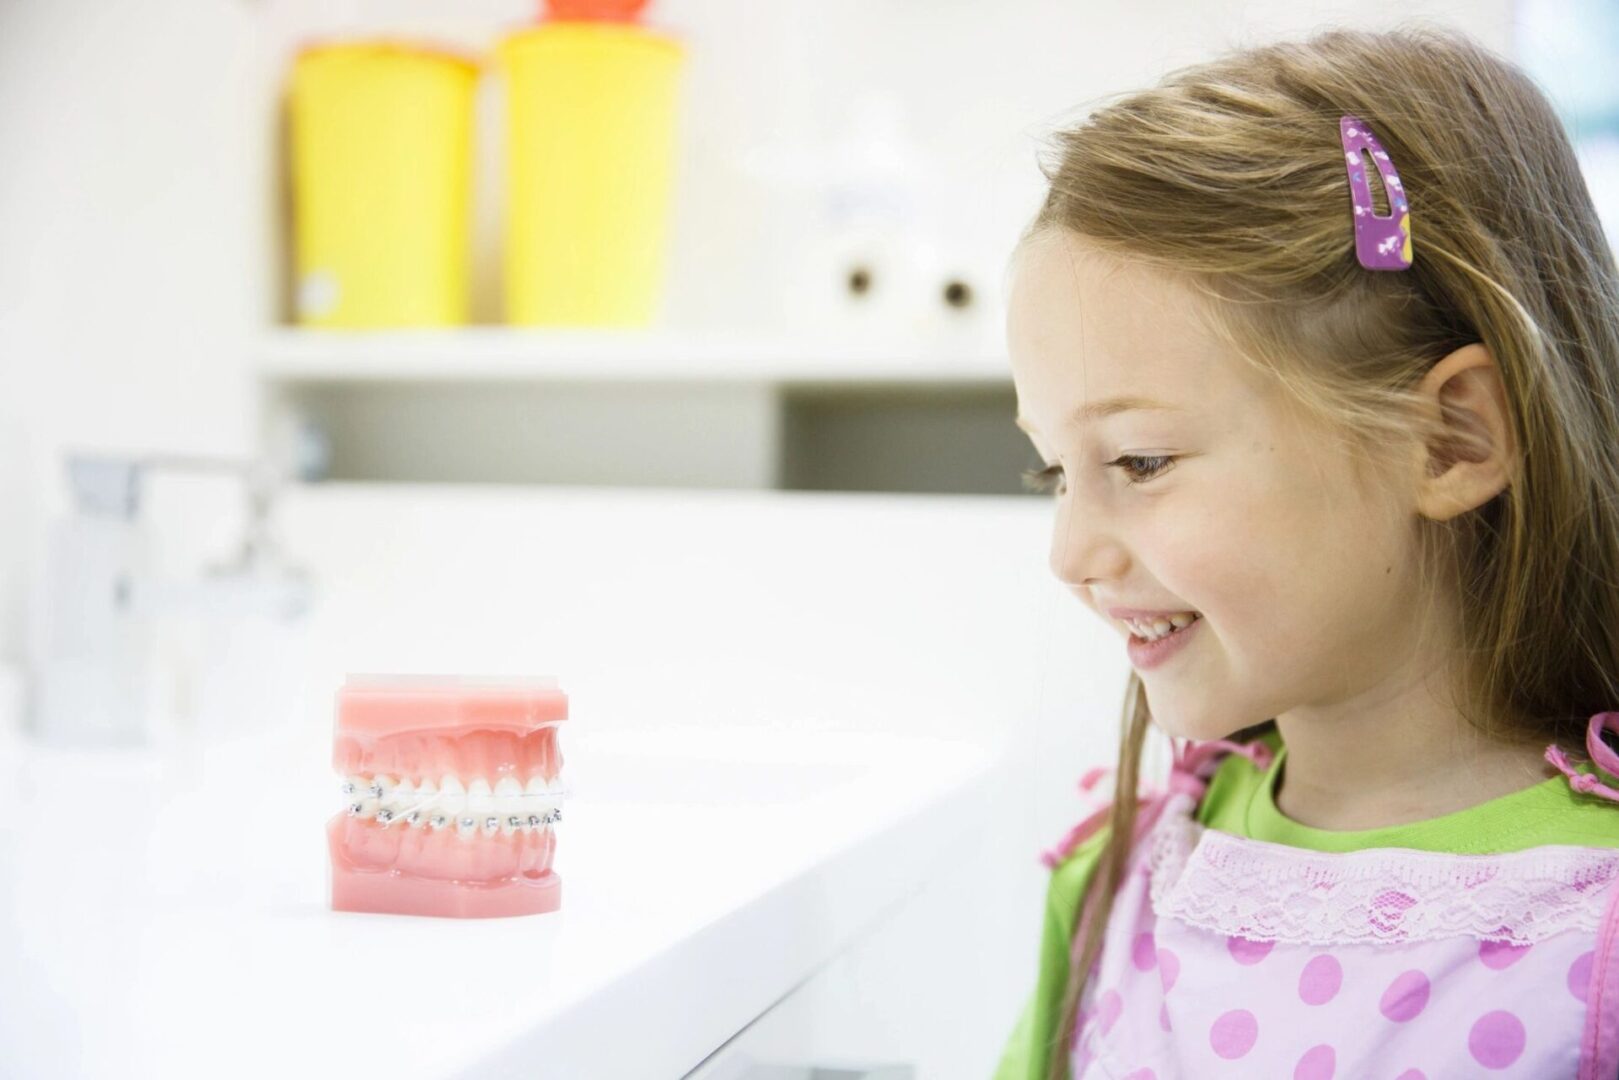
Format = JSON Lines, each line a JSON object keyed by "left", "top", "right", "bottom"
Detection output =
{"left": 1144, "top": 793, "right": 1619, "bottom": 946}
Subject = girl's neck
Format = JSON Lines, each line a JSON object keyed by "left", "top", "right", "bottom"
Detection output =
{"left": 1270, "top": 713, "right": 1557, "bottom": 831}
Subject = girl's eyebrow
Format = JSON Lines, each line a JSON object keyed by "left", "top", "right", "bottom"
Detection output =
{"left": 1015, "top": 396, "right": 1184, "bottom": 434}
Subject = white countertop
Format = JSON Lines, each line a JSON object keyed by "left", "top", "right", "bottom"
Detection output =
{"left": 0, "top": 716, "right": 995, "bottom": 1079}
{"left": 2, "top": 482, "right": 1095, "bottom": 1079}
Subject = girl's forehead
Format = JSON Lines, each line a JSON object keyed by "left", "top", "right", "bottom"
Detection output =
{"left": 1012, "top": 234, "right": 1199, "bottom": 354}
{"left": 1009, "top": 234, "right": 1230, "bottom": 428}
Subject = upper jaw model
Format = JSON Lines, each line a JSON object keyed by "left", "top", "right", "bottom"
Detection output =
{"left": 327, "top": 674, "right": 569, "bottom": 918}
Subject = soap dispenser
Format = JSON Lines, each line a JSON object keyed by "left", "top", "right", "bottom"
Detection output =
{"left": 30, "top": 456, "right": 158, "bottom": 746}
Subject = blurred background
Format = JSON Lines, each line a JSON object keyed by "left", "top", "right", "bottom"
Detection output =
{"left": 0, "top": 1, "right": 1615, "bottom": 1077}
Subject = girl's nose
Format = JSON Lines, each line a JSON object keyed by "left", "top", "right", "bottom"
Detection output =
{"left": 1049, "top": 498, "right": 1129, "bottom": 588}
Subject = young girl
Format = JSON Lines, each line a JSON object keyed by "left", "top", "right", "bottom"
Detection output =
{"left": 996, "top": 24, "right": 1619, "bottom": 1080}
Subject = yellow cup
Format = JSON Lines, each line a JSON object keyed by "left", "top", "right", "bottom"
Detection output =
{"left": 498, "top": 23, "right": 684, "bottom": 326}
{"left": 289, "top": 42, "right": 478, "bottom": 327}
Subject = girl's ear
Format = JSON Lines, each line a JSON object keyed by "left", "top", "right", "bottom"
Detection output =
{"left": 1410, "top": 343, "right": 1520, "bottom": 522}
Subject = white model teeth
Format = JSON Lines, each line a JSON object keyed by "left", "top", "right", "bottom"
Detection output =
{"left": 496, "top": 778, "right": 525, "bottom": 834}
{"left": 1126, "top": 612, "right": 1199, "bottom": 641}
{"left": 387, "top": 779, "right": 415, "bottom": 818}
{"left": 439, "top": 775, "right": 467, "bottom": 820}
{"left": 467, "top": 777, "right": 494, "bottom": 816}
{"left": 466, "top": 778, "right": 502, "bottom": 835}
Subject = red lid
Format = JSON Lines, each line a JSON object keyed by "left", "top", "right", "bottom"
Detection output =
{"left": 542, "top": 0, "right": 650, "bottom": 21}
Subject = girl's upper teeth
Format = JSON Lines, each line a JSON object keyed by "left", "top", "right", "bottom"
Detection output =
{"left": 1127, "top": 612, "right": 1199, "bottom": 639}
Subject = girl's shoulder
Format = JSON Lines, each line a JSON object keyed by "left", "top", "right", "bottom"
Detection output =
{"left": 1481, "top": 762, "right": 1619, "bottom": 850}
{"left": 1046, "top": 819, "right": 1113, "bottom": 918}
{"left": 992, "top": 824, "right": 1113, "bottom": 1080}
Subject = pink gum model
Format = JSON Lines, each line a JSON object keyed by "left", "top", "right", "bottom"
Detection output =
{"left": 326, "top": 675, "right": 568, "bottom": 918}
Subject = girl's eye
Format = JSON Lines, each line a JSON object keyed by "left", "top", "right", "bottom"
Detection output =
{"left": 1109, "top": 454, "right": 1175, "bottom": 485}
{"left": 1020, "top": 454, "right": 1176, "bottom": 495}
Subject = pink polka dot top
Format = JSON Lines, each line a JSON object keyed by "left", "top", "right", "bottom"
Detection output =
{"left": 1050, "top": 712, "right": 1619, "bottom": 1080}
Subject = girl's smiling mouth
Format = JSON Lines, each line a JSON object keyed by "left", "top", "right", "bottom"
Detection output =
{"left": 1122, "top": 612, "right": 1203, "bottom": 669}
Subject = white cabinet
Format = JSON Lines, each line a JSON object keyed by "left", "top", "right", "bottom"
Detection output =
{"left": 683, "top": 887, "right": 926, "bottom": 1080}
{"left": 683, "top": 766, "right": 1032, "bottom": 1080}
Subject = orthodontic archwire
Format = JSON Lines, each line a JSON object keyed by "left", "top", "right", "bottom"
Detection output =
{"left": 340, "top": 779, "right": 569, "bottom": 829}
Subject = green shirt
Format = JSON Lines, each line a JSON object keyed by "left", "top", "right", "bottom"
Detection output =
{"left": 992, "top": 729, "right": 1619, "bottom": 1080}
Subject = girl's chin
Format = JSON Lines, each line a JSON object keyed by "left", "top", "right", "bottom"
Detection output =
{"left": 1150, "top": 712, "right": 1254, "bottom": 744}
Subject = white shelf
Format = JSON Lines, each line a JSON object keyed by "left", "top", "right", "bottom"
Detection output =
{"left": 257, "top": 327, "right": 1011, "bottom": 385}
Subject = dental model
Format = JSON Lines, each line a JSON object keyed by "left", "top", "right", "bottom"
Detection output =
{"left": 326, "top": 674, "right": 568, "bottom": 917}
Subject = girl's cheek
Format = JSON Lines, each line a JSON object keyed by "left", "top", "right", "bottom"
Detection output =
{"left": 1158, "top": 528, "right": 1243, "bottom": 607}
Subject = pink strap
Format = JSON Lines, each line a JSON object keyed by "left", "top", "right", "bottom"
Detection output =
{"left": 1545, "top": 711, "right": 1619, "bottom": 804}
{"left": 1579, "top": 868, "right": 1619, "bottom": 1078}
{"left": 1039, "top": 735, "right": 1275, "bottom": 868}
{"left": 1551, "top": 711, "right": 1619, "bottom": 1077}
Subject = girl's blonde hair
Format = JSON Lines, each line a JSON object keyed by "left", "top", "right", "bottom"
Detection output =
{"left": 1020, "top": 24, "right": 1619, "bottom": 1078}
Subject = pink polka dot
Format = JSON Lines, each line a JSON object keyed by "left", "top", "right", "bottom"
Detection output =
{"left": 1158, "top": 947, "right": 1181, "bottom": 992}
{"left": 1570, "top": 950, "right": 1595, "bottom": 1003}
{"left": 1293, "top": 1043, "right": 1335, "bottom": 1080}
{"left": 1394, "top": 1071, "right": 1426, "bottom": 1080}
{"left": 1097, "top": 989, "right": 1123, "bottom": 1035}
{"left": 1132, "top": 931, "right": 1158, "bottom": 970}
{"left": 1468, "top": 1010, "right": 1526, "bottom": 1068}
{"left": 1209, "top": 1008, "right": 1259, "bottom": 1059}
{"left": 1478, "top": 938, "right": 1531, "bottom": 970}
{"left": 1122, "top": 1070, "right": 1157, "bottom": 1080}
{"left": 1379, "top": 969, "right": 1431, "bottom": 1022}
{"left": 1160, "top": 1002, "right": 1172, "bottom": 1031}
{"left": 1298, "top": 954, "right": 1343, "bottom": 1005}
{"left": 1227, "top": 935, "right": 1275, "bottom": 965}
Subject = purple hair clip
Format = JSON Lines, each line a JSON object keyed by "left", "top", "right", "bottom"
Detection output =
{"left": 1340, "top": 115, "right": 1413, "bottom": 271}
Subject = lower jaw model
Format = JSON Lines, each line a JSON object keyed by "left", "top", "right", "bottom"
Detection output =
{"left": 326, "top": 675, "right": 569, "bottom": 918}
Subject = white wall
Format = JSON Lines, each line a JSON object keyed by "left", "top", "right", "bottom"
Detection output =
{"left": 0, "top": 0, "right": 1515, "bottom": 680}
{"left": 0, "top": 0, "right": 276, "bottom": 676}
